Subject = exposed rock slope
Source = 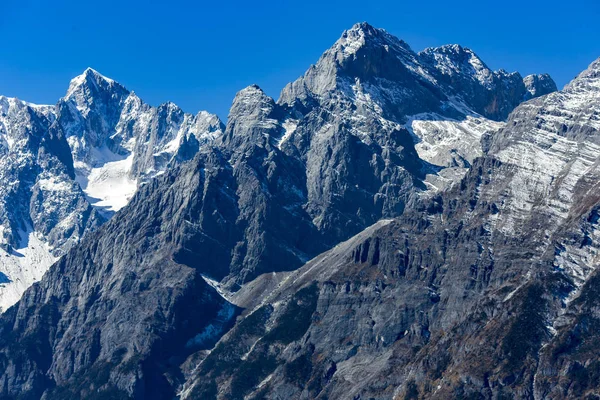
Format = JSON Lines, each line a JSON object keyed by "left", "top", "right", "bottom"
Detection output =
{"left": 179, "top": 56, "right": 600, "bottom": 400}
{"left": 0, "top": 70, "right": 223, "bottom": 311}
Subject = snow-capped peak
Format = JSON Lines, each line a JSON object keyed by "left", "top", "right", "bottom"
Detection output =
{"left": 237, "top": 84, "right": 265, "bottom": 96}
{"left": 569, "top": 56, "right": 600, "bottom": 85}
{"left": 335, "top": 22, "right": 413, "bottom": 59}
{"left": 337, "top": 22, "right": 377, "bottom": 57}
{"left": 523, "top": 73, "right": 557, "bottom": 98}
{"left": 65, "top": 67, "right": 127, "bottom": 99}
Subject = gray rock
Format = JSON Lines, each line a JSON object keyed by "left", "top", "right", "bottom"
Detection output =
{"left": 0, "top": 68, "right": 224, "bottom": 311}
{"left": 0, "top": 22, "right": 566, "bottom": 400}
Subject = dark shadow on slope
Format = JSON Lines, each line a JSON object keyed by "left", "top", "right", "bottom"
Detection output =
{"left": 82, "top": 194, "right": 116, "bottom": 219}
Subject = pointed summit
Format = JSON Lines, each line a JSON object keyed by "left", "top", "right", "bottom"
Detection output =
{"left": 570, "top": 56, "right": 600, "bottom": 83}
{"left": 223, "top": 84, "right": 279, "bottom": 149}
{"left": 279, "top": 22, "right": 425, "bottom": 105}
{"left": 334, "top": 21, "right": 413, "bottom": 59}
{"left": 65, "top": 67, "right": 128, "bottom": 100}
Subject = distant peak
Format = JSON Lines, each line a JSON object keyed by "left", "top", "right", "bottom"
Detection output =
{"left": 577, "top": 56, "right": 600, "bottom": 80}
{"left": 421, "top": 44, "right": 483, "bottom": 65}
{"left": 523, "top": 73, "right": 557, "bottom": 98}
{"left": 347, "top": 22, "right": 379, "bottom": 35}
{"left": 236, "top": 84, "right": 266, "bottom": 97}
{"left": 65, "top": 67, "right": 127, "bottom": 99}
{"left": 335, "top": 21, "right": 412, "bottom": 59}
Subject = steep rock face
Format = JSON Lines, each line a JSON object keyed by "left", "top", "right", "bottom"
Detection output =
{"left": 180, "top": 57, "right": 600, "bottom": 399}
{"left": 0, "top": 159, "right": 238, "bottom": 399}
{"left": 0, "top": 96, "right": 102, "bottom": 312}
{"left": 60, "top": 68, "right": 225, "bottom": 215}
{"left": 419, "top": 44, "right": 556, "bottom": 120}
{"left": 212, "top": 23, "right": 554, "bottom": 286}
{"left": 0, "top": 22, "right": 562, "bottom": 399}
{"left": 0, "top": 71, "right": 224, "bottom": 311}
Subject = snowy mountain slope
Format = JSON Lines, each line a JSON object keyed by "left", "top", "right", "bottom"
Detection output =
{"left": 0, "top": 230, "right": 57, "bottom": 311}
{"left": 406, "top": 113, "right": 505, "bottom": 191}
{"left": 278, "top": 23, "right": 555, "bottom": 184}
{"left": 483, "top": 57, "right": 600, "bottom": 289}
{"left": 0, "top": 70, "right": 224, "bottom": 311}
{"left": 0, "top": 95, "right": 102, "bottom": 312}
{"left": 60, "top": 68, "right": 225, "bottom": 215}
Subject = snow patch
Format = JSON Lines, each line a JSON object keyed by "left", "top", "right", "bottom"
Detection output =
{"left": 75, "top": 151, "right": 137, "bottom": 216}
{"left": 0, "top": 230, "right": 57, "bottom": 312}
{"left": 277, "top": 119, "right": 298, "bottom": 149}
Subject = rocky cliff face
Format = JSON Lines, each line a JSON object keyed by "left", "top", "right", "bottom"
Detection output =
{"left": 0, "top": 70, "right": 223, "bottom": 311}
{"left": 0, "top": 22, "right": 573, "bottom": 400}
{"left": 178, "top": 56, "right": 600, "bottom": 400}
{"left": 60, "top": 68, "right": 225, "bottom": 215}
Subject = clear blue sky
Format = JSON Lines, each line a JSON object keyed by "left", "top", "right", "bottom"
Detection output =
{"left": 1, "top": 0, "right": 599, "bottom": 120}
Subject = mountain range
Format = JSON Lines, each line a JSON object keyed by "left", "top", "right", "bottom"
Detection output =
{"left": 2, "top": 22, "right": 599, "bottom": 400}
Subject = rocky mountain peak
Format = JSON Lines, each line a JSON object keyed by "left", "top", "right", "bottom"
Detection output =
{"left": 0, "top": 68, "right": 226, "bottom": 311}
{"left": 523, "top": 73, "right": 557, "bottom": 98}
{"left": 335, "top": 22, "right": 409, "bottom": 57}
{"left": 566, "top": 56, "right": 600, "bottom": 90}
{"left": 420, "top": 44, "right": 495, "bottom": 89}
{"left": 222, "top": 85, "right": 280, "bottom": 149}
{"left": 229, "top": 84, "right": 276, "bottom": 120}
{"left": 279, "top": 22, "right": 425, "bottom": 106}
{"left": 65, "top": 67, "right": 129, "bottom": 103}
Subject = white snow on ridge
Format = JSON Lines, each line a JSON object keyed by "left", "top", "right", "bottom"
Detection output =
{"left": 408, "top": 114, "right": 504, "bottom": 165}
{"left": 66, "top": 67, "right": 115, "bottom": 98}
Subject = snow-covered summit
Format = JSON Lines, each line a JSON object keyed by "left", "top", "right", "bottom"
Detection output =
{"left": 334, "top": 22, "right": 413, "bottom": 58}
{"left": 65, "top": 67, "right": 123, "bottom": 99}
{"left": 56, "top": 68, "right": 225, "bottom": 215}
{"left": 275, "top": 22, "right": 558, "bottom": 199}
{"left": 566, "top": 56, "right": 600, "bottom": 91}
{"left": 0, "top": 68, "right": 224, "bottom": 312}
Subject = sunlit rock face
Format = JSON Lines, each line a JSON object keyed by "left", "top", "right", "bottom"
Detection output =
{"left": 0, "top": 69, "right": 224, "bottom": 311}
{"left": 1, "top": 22, "right": 588, "bottom": 400}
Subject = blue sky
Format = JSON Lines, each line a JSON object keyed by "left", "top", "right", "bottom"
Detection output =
{"left": 1, "top": 0, "right": 599, "bottom": 119}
